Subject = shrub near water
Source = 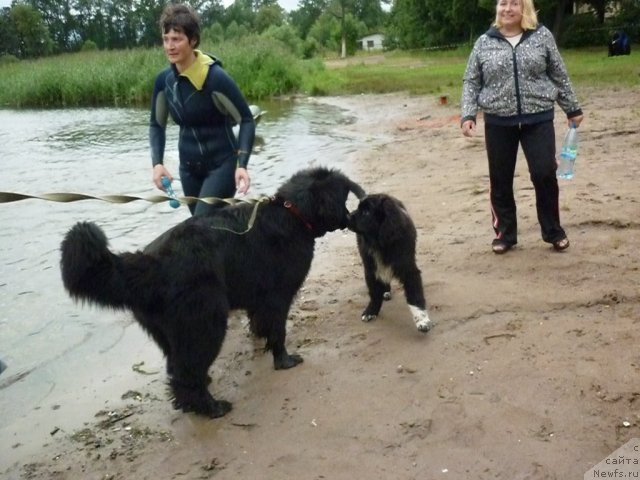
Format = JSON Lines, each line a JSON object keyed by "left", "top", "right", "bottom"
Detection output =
{"left": 208, "top": 35, "right": 304, "bottom": 99}
{"left": 0, "top": 49, "right": 164, "bottom": 108}
{"left": 0, "top": 37, "right": 305, "bottom": 108}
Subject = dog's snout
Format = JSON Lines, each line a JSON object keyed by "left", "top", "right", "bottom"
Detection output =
{"left": 346, "top": 210, "right": 358, "bottom": 230}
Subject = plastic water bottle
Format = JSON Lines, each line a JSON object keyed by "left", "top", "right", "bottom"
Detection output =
{"left": 161, "top": 176, "right": 180, "bottom": 208}
{"left": 557, "top": 123, "right": 578, "bottom": 180}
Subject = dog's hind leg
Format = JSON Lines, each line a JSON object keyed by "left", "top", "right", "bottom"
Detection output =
{"left": 169, "top": 297, "right": 232, "bottom": 418}
{"left": 135, "top": 311, "right": 176, "bottom": 376}
{"left": 399, "top": 266, "right": 433, "bottom": 333}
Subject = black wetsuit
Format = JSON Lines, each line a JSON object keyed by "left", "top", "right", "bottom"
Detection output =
{"left": 150, "top": 51, "right": 255, "bottom": 215}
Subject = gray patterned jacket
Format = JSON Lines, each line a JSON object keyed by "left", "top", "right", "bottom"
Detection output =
{"left": 461, "top": 25, "right": 583, "bottom": 126}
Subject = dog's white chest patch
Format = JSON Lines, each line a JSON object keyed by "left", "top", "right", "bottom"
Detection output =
{"left": 372, "top": 251, "right": 394, "bottom": 284}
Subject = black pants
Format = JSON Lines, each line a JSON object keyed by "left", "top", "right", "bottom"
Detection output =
{"left": 484, "top": 121, "right": 566, "bottom": 245}
{"left": 179, "top": 158, "right": 237, "bottom": 216}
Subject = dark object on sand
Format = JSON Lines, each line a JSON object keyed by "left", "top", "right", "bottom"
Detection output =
{"left": 609, "top": 31, "right": 631, "bottom": 56}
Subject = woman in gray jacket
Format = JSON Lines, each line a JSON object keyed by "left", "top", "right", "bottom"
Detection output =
{"left": 461, "top": 0, "right": 584, "bottom": 254}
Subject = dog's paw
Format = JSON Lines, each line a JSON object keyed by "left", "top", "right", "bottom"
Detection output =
{"left": 361, "top": 313, "right": 377, "bottom": 322}
{"left": 274, "top": 352, "right": 304, "bottom": 370}
{"left": 206, "top": 399, "right": 233, "bottom": 418}
{"left": 410, "top": 306, "right": 434, "bottom": 333}
{"left": 416, "top": 319, "right": 434, "bottom": 332}
{"left": 172, "top": 394, "right": 232, "bottom": 418}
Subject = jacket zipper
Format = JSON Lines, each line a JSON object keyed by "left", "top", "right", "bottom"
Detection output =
{"left": 511, "top": 43, "right": 522, "bottom": 117}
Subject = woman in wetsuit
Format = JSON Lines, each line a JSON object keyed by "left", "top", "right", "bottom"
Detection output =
{"left": 150, "top": 3, "right": 256, "bottom": 216}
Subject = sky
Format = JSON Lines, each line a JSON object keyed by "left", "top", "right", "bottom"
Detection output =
{"left": 278, "top": 0, "right": 300, "bottom": 11}
{"left": 221, "top": 0, "right": 301, "bottom": 11}
{"left": 0, "top": 0, "right": 302, "bottom": 11}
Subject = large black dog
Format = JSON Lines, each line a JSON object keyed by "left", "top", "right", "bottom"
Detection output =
{"left": 348, "top": 193, "right": 433, "bottom": 333}
{"left": 60, "top": 167, "right": 365, "bottom": 418}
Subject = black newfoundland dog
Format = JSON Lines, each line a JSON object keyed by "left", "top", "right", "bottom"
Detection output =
{"left": 347, "top": 193, "right": 433, "bottom": 333}
{"left": 60, "top": 167, "right": 365, "bottom": 418}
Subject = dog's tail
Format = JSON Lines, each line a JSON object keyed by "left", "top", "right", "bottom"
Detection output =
{"left": 60, "top": 221, "right": 140, "bottom": 310}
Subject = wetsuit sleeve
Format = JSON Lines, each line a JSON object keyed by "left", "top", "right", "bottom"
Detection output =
{"left": 461, "top": 40, "right": 483, "bottom": 125}
{"left": 543, "top": 27, "right": 583, "bottom": 118}
{"left": 210, "top": 67, "right": 256, "bottom": 169}
{"left": 149, "top": 73, "right": 169, "bottom": 167}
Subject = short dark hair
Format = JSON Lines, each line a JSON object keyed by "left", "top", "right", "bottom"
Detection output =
{"left": 159, "top": 3, "right": 201, "bottom": 48}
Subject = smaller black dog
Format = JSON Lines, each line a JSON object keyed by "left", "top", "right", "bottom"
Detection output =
{"left": 348, "top": 193, "right": 433, "bottom": 333}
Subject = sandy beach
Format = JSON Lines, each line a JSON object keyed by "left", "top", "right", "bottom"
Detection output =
{"left": 2, "top": 87, "right": 640, "bottom": 479}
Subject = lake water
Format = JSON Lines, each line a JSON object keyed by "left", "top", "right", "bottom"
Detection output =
{"left": 0, "top": 98, "right": 375, "bottom": 466}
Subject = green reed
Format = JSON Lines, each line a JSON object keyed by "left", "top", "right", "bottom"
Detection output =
{"left": 0, "top": 36, "right": 304, "bottom": 108}
{"left": 0, "top": 45, "right": 637, "bottom": 109}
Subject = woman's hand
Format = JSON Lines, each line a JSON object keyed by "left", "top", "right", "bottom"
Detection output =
{"left": 568, "top": 114, "right": 584, "bottom": 128}
{"left": 153, "top": 164, "right": 172, "bottom": 190}
{"left": 462, "top": 119, "right": 476, "bottom": 137}
{"left": 235, "top": 167, "right": 251, "bottom": 195}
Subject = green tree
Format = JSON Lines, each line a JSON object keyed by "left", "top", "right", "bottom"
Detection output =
{"left": 386, "top": 0, "right": 431, "bottom": 49}
{"left": 534, "top": 0, "right": 573, "bottom": 38}
{"left": 200, "top": 0, "right": 227, "bottom": 31}
{"left": 74, "top": 0, "right": 107, "bottom": 49}
{"left": 339, "top": 12, "right": 367, "bottom": 55}
{"left": 289, "top": 0, "right": 328, "bottom": 39}
{"left": 353, "top": 0, "right": 386, "bottom": 32}
{"left": 10, "top": 4, "right": 53, "bottom": 58}
{"left": 202, "top": 21, "right": 225, "bottom": 43}
{"left": 326, "top": 0, "right": 356, "bottom": 57}
{"left": 261, "top": 23, "right": 303, "bottom": 55}
{"left": 0, "top": 7, "right": 20, "bottom": 58}
{"left": 616, "top": 0, "right": 640, "bottom": 41}
{"left": 308, "top": 11, "right": 340, "bottom": 52}
{"left": 307, "top": 8, "right": 365, "bottom": 55}
{"left": 136, "top": 0, "right": 167, "bottom": 47}
{"left": 255, "top": 3, "right": 285, "bottom": 32}
{"left": 224, "top": 0, "right": 256, "bottom": 29}
{"left": 26, "top": 0, "right": 74, "bottom": 52}
{"left": 225, "top": 19, "right": 251, "bottom": 40}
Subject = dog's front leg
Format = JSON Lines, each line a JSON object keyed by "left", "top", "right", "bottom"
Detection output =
{"left": 401, "top": 267, "right": 434, "bottom": 333}
{"left": 362, "top": 254, "right": 393, "bottom": 321}
{"left": 255, "top": 310, "right": 303, "bottom": 369}
{"left": 270, "top": 323, "right": 302, "bottom": 369}
{"left": 272, "top": 345, "right": 304, "bottom": 370}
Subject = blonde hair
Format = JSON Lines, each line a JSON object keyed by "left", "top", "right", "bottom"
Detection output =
{"left": 493, "top": 0, "right": 539, "bottom": 30}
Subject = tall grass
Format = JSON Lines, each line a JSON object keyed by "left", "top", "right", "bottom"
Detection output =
{"left": 1, "top": 49, "right": 163, "bottom": 108}
{"left": 310, "top": 46, "right": 639, "bottom": 99}
{"left": 560, "top": 47, "right": 640, "bottom": 88}
{"left": 209, "top": 36, "right": 304, "bottom": 99}
{"left": 0, "top": 36, "right": 305, "bottom": 108}
{"left": 0, "top": 45, "right": 637, "bottom": 108}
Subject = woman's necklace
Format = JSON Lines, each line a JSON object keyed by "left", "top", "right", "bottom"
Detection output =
{"left": 502, "top": 29, "right": 523, "bottom": 38}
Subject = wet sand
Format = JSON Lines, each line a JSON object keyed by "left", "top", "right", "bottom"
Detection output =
{"left": 2, "top": 87, "right": 640, "bottom": 479}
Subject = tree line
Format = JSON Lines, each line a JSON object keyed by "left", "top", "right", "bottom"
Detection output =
{"left": 1, "top": 0, "right": 638, "bottom": 60}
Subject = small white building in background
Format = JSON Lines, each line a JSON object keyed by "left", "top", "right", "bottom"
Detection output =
{"left": 357, "top": 33, "right": 385, "bottom": 51}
